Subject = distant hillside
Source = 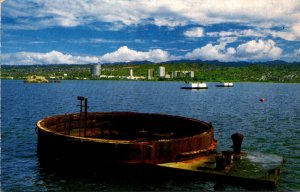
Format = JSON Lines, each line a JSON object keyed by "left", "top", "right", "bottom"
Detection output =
{"left": 1, "top": 59, "right": 296, "bottom": 67}
{"left": 99, "top": 59, "right": 297, "bottom": 68}
{"left": 1, "top": 60, "right": 300, "bottom": 83}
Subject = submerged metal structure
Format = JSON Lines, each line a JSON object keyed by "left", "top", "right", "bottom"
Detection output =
{"left": 36, "top": 97, "right": 283, "bottom": 189}
{"left": 37, "top": 111, "right": 216, "bottom": 164}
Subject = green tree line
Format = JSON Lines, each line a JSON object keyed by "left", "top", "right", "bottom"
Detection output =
{"left": 1, "top": 62, "right": 300, "bottom": 83}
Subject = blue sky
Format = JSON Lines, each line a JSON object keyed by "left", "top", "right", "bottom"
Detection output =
{"left": 1, "top": 0, "right": 300, "bottom": 65}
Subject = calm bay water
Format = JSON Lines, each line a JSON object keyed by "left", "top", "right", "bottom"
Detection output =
{"left": 1, "top": 80, "right": 300, "bottom": 191}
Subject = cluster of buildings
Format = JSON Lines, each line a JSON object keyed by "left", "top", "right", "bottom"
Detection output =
{"left": 149, "top": 66, "right": 195, "bottom": 79}
{"left": 91, "top": 64, "right": 145, "bottom": 80}
{"left": 157, "top": 66, "right": 194, "bottom": 79}
{"left": 91, "top": 64, "right": 194, "bottom": 80}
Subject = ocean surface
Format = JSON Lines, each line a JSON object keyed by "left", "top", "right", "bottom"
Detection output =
{"left": 1, "top": 80, "right": 300, "bottom": 191}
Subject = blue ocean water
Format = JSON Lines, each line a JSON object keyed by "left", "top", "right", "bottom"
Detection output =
{"left": 1, "top": 80, "right": 300, "bottom": 191}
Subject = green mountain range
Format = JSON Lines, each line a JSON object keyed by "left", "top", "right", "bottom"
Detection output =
{"left": 1, "top": 60, "right": 300, "bottom": 83}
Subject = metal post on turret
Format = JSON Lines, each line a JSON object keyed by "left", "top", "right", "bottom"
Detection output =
{"left": 77, "top": 96, "right": 85, "bottom": 136}
{"left": 84, "top": 97, "right": 88, "bottom": 137}
{"left": 78, "top": 96, "right": 84, "bottom": 112}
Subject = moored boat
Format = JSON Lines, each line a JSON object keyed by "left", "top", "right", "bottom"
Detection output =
{"left": 181, "top": 82, "right": 208, "bottom": 89}
{"left": 216, "top": 82, "right": 234, "bottom": 87}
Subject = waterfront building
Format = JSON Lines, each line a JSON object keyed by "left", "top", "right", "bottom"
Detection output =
{"left": 130, "top": 69, "right": 133, "bottom": 77}
{"left": 172, "top": 71, "right": 180, "bottom": 78}
{"left": 148, "top": 69, "right": 154, "bottom": 80}
{"left": 172, "top": 71, "right": 194, "bottom": 78}
{"left": 158, "top": 66, "right": 165, "bottom": 78}
{"left": 91, "top": 63, "right": 101, "bottom": 78}
{"left": 187, "top": 71, "right": 194, "bottom": 78}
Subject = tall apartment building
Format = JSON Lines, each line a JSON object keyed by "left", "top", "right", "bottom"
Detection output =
{"left": 147, "top": 69, "right": 154, "bottom": 80}
{"left": 130, "top": 69, "right": 133, "bottom": 77}
{"left": 91, "top": 63, "right": 101, "bottom": 78}
{"left": 158, "top": 66, "right": 165, "bottom": 78}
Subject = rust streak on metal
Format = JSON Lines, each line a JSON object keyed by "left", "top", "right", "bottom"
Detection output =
{"left": 36, "top": 111, "right": 284, "bottom": 189}
{"left": 37, "top": 112, "right": 217, "bottom": 164}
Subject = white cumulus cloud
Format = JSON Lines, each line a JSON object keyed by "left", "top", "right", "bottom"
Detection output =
{"left": 218, "top": 37, "right": 238, "bottom": 44}
{"left": 2, "top": 50, "right": 99, "bottom": 65}
{"left": 207, "top": 26, "right": 300, "bottom": 42}
{"left": 3, "top": 0, "right": 300, "bottom": 30}
{"left": 268, "top": 23, "right": 300, "bottom": 41}
{"left": 184, "top": 27, "right": 204, "bottom": 37}
{"left": 1, "top": 40, "right": 285, "bottom": 65}
{"left": 99, "top": 46, "right": 176, "bottom": 63}
{"left": 184, "top": 39, "right": 282, "bottom": 61}
{"left": 153, "top": 17, "right": 187, "bottom": 27}
{"left": 185, "top": 43, "right": 236, "bottom": 61}
{"left": 2, "top": 47, "right": 176, "bottom": 65}
{"left": 207, "top": 29, "right": 266, "bottom": 39}
{"left": 236, "top": 39, "right": 282, "bottom": 60}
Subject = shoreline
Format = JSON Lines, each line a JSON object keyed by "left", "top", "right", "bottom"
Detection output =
{"left": 2, "top": 78, "right": 300, "bottom": 84}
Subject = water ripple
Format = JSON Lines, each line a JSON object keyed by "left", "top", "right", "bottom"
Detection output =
{"left": 1, "top": 80, "right": 300, "bottom": 191}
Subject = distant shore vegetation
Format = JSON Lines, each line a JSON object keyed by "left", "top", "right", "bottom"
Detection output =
{"left": 1, "top": 61, "right": 300, "bottom": 83}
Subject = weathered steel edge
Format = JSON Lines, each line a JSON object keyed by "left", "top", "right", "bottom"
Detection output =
{"left": 36, "top": 111, "right": 283, "bottom": 189}
{"left": 37, "top": 111, "right": 216, "bottom": 164}
{"left": 36, "top": 111, "right": 213, "bottom": 144}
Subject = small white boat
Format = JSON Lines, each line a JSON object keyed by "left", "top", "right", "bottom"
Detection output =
{"left": 181, "top": 82, "right": 208, "bottom": 89}
{"left": 216, "top": 82, "right": 234, "bottom": 87}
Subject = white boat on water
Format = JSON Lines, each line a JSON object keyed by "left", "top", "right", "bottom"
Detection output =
{"left": 216, "top": 82, "right": 234, "bottom": 87}
{"left": 181, "top": 82, "right": 208, "bottom": 89}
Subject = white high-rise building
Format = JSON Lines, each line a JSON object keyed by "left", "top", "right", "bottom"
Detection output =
{"left": 147, "top": 69, "right": 154, "bottom": 79}
{"left": 158, "top": 66, "right": 165, "bottom": 78}
{"left": 130, "top": 69, "right": 133, "bottom": 77}
{"left": 91, "top": 63, "right": 101, "bottom": 78}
